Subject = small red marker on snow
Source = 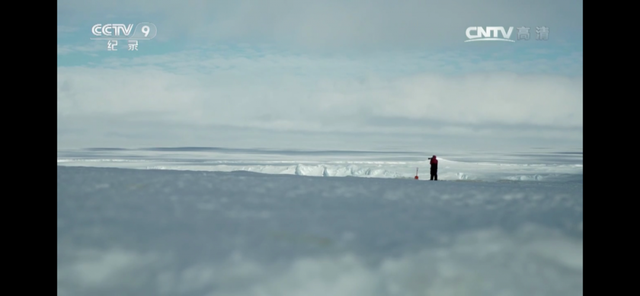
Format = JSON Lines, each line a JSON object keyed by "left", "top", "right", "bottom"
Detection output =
{"left": 415, "top": 168, "right": 419, "bottom": 179}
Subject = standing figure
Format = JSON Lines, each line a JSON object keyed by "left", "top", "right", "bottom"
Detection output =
{"left": 428, "top": 155, "right": 438, "bottom": 180}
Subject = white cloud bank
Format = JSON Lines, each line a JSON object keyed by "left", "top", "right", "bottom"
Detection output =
{"left": 57, "top": 51, "right": 582, "bottom": 149}
{"left": 58, "top": 225, "right": 582, "bottom": 296}
{"left": 57, "top": 0, "right": 582, "bottom": 150}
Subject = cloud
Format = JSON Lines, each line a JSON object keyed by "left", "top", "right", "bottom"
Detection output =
{"left": 58, "top": 25, "right": 79, "bottom": 34}
{"left": 57, "top": 225, "right": 582, "bottom": 296}
{"left": 56, "top": 49, "right": 581, "bottom": 149}
{"left": 57, "top": 50, "right": 582, "bottom": 130}
{"left": 58, "top": 42, "right": 104, "bottom": 55}
{"left": 57, "top": 248, "right": 167, "bottom": 295}
{"left": 56, "top": 0, "right": 582, "bottom": 149}
{"left": 57, "top": 0, "right": 582, "bottom": 52}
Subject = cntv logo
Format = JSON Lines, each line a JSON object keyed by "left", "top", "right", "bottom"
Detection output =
{"left": 465, "top": 26, "right": 514, "bottom": 42}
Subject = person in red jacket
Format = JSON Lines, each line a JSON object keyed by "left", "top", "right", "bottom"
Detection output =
{"left": 428, "top": 155, "right": 438, "bottom": 180}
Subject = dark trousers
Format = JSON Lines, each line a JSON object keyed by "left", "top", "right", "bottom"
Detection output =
{"left": 430, "top": 165, "right": 438, "bottom": 180}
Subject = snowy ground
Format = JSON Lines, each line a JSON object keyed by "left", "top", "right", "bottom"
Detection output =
{"left": 57, "top": 147, "right": 582, "bottom": 296}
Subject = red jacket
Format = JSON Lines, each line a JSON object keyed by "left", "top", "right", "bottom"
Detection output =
{"left": 430, "top": 156, "right": 438, "bottom": 165}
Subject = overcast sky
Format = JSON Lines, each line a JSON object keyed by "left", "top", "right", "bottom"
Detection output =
{"left": 57, "top": 0, "right": 582, "bottom": 152}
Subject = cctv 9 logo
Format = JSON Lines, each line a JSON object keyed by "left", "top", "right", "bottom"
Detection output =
{"left": 91, "top": 22, "right": 157, "bottom": 40}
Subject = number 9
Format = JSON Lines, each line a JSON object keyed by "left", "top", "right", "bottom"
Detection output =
{"left": 141, "top": 26, "right": 150, "bottom": 37}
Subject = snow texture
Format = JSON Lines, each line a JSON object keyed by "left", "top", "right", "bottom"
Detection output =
{"left": 58, "top": 148, "right": 582, "bottom": 295}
